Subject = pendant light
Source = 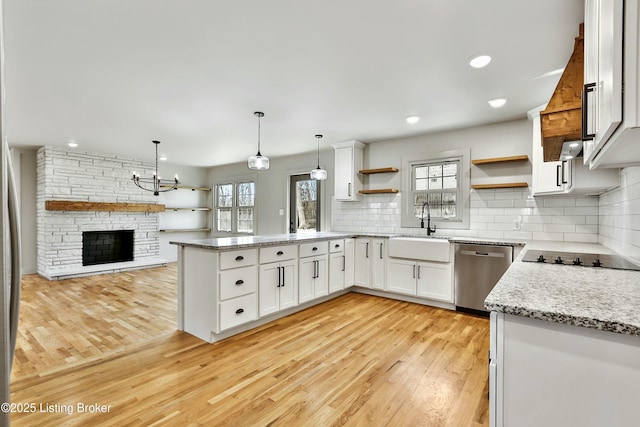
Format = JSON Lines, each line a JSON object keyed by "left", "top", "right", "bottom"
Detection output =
{"left": 131, "top": 141, "right": 179, "bottom": 195}
{"left": 247, "top": 111, "right": 270, "bottom": 170}
{"left": 310, "top": 134, "right": 327, "bottom": 180}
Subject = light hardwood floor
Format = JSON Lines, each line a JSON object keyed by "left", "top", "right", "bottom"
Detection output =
{"left": 11, "top": 266, "right": 490, "bottom": 426}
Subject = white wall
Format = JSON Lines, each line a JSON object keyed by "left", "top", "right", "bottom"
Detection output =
{"left": 207, "top": 148, "right": 334, "bottom": 236}
{"left": 332, "top": 119, "right": 600, "bottom": 243}
{"left": 599, "top": 167, "right": 640, "bottom": 260}
{"left": 158, "top": 163, "right": 209, "bottom": 261}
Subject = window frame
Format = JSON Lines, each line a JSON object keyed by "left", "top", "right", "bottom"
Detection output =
{"left": 401, "top": 149, "right": 470, "bottom": 230}
{"left": 214, "top": 176, "right": 257, "bottom": 235}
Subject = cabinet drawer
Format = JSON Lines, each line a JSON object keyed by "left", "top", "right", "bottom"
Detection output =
{"left": 259, "top": 244, "right": 297, "bottom": 264}
{"left": 299, "top": 241, "right": 328, "bottom": 258}
{"left": 219, "top": 266, "right": 257, "bottom": 301}
{"left": 219, "top": 294, "right": 257, "bottom": 331}
{"left": 219, "top": 249, "right": 257, "bottom": 270}
{"left": 329, "top": 239, "right": 345, "bottom": 253}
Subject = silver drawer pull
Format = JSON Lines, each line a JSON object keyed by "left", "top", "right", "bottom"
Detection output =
{"left": 235, "top": 308, "right": 244, "bottom": 315}
{"left": 235, "top": 255, "right": 244, "bottom": 261}
{"left": 235, "top": 279, "right": 244, "bottom": 286}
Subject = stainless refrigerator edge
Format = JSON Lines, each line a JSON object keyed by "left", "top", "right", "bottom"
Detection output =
{"left": 1, "top": 0, "right": 23, "bottom": 424}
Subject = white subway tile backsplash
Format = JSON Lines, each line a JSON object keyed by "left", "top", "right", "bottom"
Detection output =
{"left": 332, "top": 189, "right": 599, "bottom": 243}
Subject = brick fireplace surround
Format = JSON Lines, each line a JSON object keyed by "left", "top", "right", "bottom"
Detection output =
{"left": 37, "top": 146, "right": 167, "bottom": 280}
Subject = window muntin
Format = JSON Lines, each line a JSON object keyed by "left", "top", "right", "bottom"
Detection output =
{"left": 411, "top": 159, "right": 460, "bottom": 221}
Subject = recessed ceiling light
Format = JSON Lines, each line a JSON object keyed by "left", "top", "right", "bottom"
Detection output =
{"left": 67, "top": 141, "right": 78, "bottom": 148}
{"left": 488, "top": 98, "right": 507, "bottom": 108}
{"left": 469, "top": 55, "right": 492, "bottom": 69}
{"left": 159, "top": 155, "right": 168, "bottom": 161}
{"left": 406, "top": 115, "right": 420, "bottom": 124}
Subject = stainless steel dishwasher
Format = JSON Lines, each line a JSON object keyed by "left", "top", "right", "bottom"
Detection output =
{"left": 454, "top": 243, "right": 513, "bottom": 314}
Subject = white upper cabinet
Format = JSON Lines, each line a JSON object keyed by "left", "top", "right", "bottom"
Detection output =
{"left": 583, "top": 0, "right": 640, "bottom": 168}
{"left": 332, "top": 141, "right": 364, "bottom": 201}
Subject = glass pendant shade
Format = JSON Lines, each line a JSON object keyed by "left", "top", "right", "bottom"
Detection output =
{"left": 310, "top": 134, "right": 327, "bottom": 180}
{"left": 248, "top": 152, "right": 270, "bottom": 170}
{"left": 248, "top": 111, "right": 270, "bottom": 170}
{"left": 310, "top": 167, "right": 327, "bottom": 180}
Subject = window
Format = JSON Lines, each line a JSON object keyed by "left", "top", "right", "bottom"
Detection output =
{"left": 215, "top": 180, "right": 255, "bottom": 234}
{"left": 401, "top": 149, "right": 470, "bottom": 229}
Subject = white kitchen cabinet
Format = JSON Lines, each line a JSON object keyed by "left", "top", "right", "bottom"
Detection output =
{"left": 354, "top": 237, "right": 386, "bottom": 289}
{"left": 258, "top": 260, "right": 297, "bottom": 317}
{"left": 332, "top": 140, "right": 364, "bottom": 201}
{"left": 529, "top": 106, "right": 619, "bottom": 196}
{"left": 583, "top": 0, "right": 640, "bottom": 168}
{"left": 386, "top": 259, "right": 417, "bottom": 295}
{"left": 328, "top": 239, "right": 346, "bottom": 293}
{"left": 386, "top": 259, "right": 453, "bottom": 302}
{"left": 416, "top": 262, "right": 453, "bottom": 302}
{"left": 490, "top": 312, "right": 640, "bottom": 427}
{"left": 344, "top": 238, "right": 355, "bottom": 288}
{"left": 298, "top": 241, "right": 329, "bottom": 303}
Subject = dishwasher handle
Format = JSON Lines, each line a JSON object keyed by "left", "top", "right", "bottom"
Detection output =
{"left": 460, "top": 249, "right": 506, "bottom": 258}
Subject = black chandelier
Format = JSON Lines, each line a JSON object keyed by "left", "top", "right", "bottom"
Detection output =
{"left": 131, "top": 140, "right": 179, "bottom": 195}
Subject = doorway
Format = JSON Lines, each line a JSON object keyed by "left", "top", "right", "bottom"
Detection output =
{"left": 289, "top": 174, "right": 321, "bottom": 233}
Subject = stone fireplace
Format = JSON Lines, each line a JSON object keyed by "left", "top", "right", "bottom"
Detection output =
{"left": 36, "top": 146, "right": 167, "bottom": 279}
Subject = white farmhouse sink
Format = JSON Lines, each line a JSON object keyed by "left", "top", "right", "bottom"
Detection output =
{"left": 387, "top": 237, "right": 451, "bottom": 262}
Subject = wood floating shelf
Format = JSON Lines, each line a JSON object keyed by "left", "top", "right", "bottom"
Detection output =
{"left": 165, "top": 207, "right": 211, "bottom": 211}
{"left": 471, "top": 155, "right": 529, "bottom": 165}
{"left": 45, "top": 200, "right": 165, "bottom": 212}
{"left": 159, "top": 228, "right": 211, "bottom": 233}
{"left": 471, "top": 182, "right": 529, "bottom": 190}
{"left": 359, "top": 167, "right": 399, "bottom": 174}
{"left": 358, "top": 189, "right": 399, "bottom": 194}
{"left": 160, "top": 185, "right": 212, "bottom": 191}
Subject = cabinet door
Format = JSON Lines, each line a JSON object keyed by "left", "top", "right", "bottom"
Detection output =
{"left": 334, "top": 146, "right": 354, "bottom": 200}
{"left": 417, "top": 262, "right": 453, "bottom": 302}
{"left": 354, "top": 239, "right": 371, "bottom": 287}
{"left": 279, "top": 261, "right": 298, "bottom": 311}
{"left": 371, "top": 239, "right": 386, "bottom": 290}
{"left": 314, "top": 257, "right": 329, "bottom": 298}
{"left": 344, "top": 239, "right": 355, "bottom": 287}
{"left": 258, "top": 263, "right": 281, "bottom": 317}
{"left": 595, "top": 0, "right": 623, "bottom": 147}
{"left": 329, "top": 252, "right": 346, "bottom": 293}
{"left": 531, "top": 110, "right": 571, "bottom": 195}
{"left": 386, "top": 259, "right": 417, "bottom": 296}
{"left": 298, "top": 257, "right": 316, "bottom": 304}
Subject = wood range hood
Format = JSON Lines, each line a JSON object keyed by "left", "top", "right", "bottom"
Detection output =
{"left": 540, "top": 24, "right": 584, "bottom": 162}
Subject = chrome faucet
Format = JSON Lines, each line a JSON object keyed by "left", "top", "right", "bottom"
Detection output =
{"left": 421, "top": 201, "right": 437, "bottom": 235}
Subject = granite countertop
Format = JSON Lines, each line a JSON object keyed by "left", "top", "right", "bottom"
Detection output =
{"left": 485, "top": 242, "right": 640, "bottom": 336}
{"left": 169, "top": 232, "right": 358, "bottom": 250}
{"left": 170, "top": 231, "right": 528, "bottom": 250}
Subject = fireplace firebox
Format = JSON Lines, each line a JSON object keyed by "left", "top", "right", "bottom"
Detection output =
{"left": 82, "top": 230, "right": 134, "bottom": 266}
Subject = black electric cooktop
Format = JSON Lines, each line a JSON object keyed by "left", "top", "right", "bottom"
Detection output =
{"left": 521, "top": 250, "right": 640, "bottom": 271}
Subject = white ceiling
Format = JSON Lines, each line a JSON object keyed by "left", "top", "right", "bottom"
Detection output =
{"left": 3, "top": 0, "right": 584, "bottom": 167}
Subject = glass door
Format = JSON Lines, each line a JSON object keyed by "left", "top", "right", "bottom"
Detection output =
{"left": 289, "top": 174, "right": 320, "bottom": 233}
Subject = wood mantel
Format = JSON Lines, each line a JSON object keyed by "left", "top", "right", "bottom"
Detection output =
{"left": 45, "top": 200, "right": 166, "bottom": 212}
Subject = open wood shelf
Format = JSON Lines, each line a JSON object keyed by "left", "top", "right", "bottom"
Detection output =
{"left": 359, "top": 167, "right": 399, "bottom": 174}
{"left": 358, "top": 189, "right": 399, "bottom": 194}
{"left": 165, "top": 207, "right": 211, "bottom": 211}
{"left": 159, "top": 228, "right": 211, "bottom": 233}
{"left": 471, "top": 155, "right": 529, "bottom": 165}
{"left": 45, "top": 200, "right": 165, "bottom": 212}
{"left": 160, "top": 184, "right": 211, "bottom": 191}
{"left": 471, "top": 182, "right": 529, "bottom": 190}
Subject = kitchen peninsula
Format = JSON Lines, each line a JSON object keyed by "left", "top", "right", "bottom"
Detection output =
{"left": 171, "top": 232, "right": 357, "bottom": 343}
